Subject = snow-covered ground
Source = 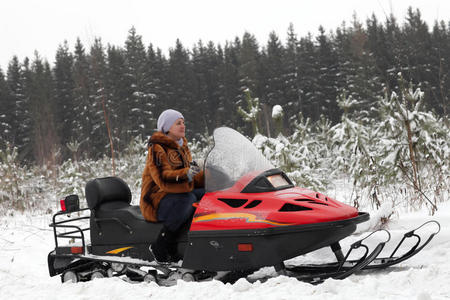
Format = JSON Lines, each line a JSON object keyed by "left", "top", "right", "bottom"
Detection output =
{"left": 1, "top": 197, "right": 449, "bottom": 300}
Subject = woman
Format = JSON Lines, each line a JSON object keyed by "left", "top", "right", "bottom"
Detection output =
{"left": 140, "top": 109, "right": 204, "bottom": 263}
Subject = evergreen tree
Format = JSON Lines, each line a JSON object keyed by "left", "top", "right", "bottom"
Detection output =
{"left": 315, "top": 26, "right": 339, "bottom": 122}
{"left": 400, "top": 8, "right": 432, "bottom": 82}
{"left": 377, "top": 74, "right": 448, "bottom": 212}
{"left": 330, "top": 91, "right": 378, "bottom": 208}
{"left": 54, "top": 41, "right": 75, "bottom": 159}
{"left": 124, "top": 27, "right": 154, "bottom": 139}
{"left": 383, "top": 14, "right": 403, "bottom": 91}
{"left": 72, "top": 38, "right": 92, "bottom": 157}
{"left": 88, "top": 38, "right": 111, "bottom": 158}
{"left": 221, "top": 41, "right": 241, "bottom": 129}
{"left": 192, "top": 40, "right": 225, "bottom": 133}
{"left": 6, "top": 56, "right": 32, "bottom": 160}
{"left": 213, "top": 44, "right": 230, "bottom": 129}
{"left": 297, "top": 34, "right": 319, "bottom": 122}
{"left": 430, "top": 21, "right": 449, "bottom": 115}
{"left": 283, "top": 24, "right": 302, "bottom": 123}
{"left": 366, "top": 14, "right": 392, "bottom": 89}
{"left": 238, "top": 32, "right": 261, "bottom": 97}
{"left": 398, "top": 7, "right": 435, "bottom": 113}
{"left": 146, "top": 45, "right": 168, "bottom": 122}
{"left": 261, "top": 32, "right": 285, "bottom": 135}
{"left": 237, "top": 89, "right": 260, "bottom": 135}
{"left": 334, "top": 23, "right": 353, "bottom": 91}
{"left": 263, "top": 32, "right": 285, "bottom": 106}
{"left": 237, "top": 32, "right": 264, "bottom": 135}
{"left": 106, "top": 45, "right": 130, "bottom": 151}
{"left": 0, "top": 68, "right": 12, "bottom": 148}
{"left": 28, "top": 53, "right": 59, "bottom": 165}
{"left": 166, "top": 39, "right": 197, "bottom": 135}
{"left": 335, "top": 17, "right": 382, "bottom": 121}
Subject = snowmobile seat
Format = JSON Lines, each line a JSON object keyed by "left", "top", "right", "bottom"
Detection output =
{"left": 85, "top": 177, "right": 162, "bottom": 246}
{"left": 85, "top": 176, "right": 132, "bottom": 211}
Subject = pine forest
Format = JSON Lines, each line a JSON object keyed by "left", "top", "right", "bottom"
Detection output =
{"left": 0, "top": 8, "right": 448, "bottom": 215}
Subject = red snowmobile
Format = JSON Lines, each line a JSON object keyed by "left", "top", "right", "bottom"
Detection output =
{"left": 47, "top": 127, "right": 440, "bottom": 284}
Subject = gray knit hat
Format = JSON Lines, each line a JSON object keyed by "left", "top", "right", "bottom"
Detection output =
{"left": 157, "top": 109, "right": 184, "bottom": 133}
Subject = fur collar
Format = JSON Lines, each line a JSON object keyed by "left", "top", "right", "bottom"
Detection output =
{"left": 149, "top": 131, "right": 187, "bottom": 149}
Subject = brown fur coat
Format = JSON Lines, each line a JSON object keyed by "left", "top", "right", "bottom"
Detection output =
{"left": 140, "top": 131, "right": 204, "bottom": 222}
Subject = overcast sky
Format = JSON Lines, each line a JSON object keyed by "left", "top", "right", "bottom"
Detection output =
{"left": 0, "top": 0, "right": 449, "bottom": 70}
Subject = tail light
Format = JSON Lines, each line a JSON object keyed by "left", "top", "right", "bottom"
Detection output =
{"left": 60, "top": 199, "right": 67, "bottom": 212}
{"left": 60, "top": 195, "right": 80, "bottom": 213}
{"left": 71, "top": 246, "right": 84, "bottom": 254}
{"left": 238, "top": 243, "right": 253, "bottom": 252}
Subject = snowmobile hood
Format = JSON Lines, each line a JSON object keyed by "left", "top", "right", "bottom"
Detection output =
{"left": 191, "top": 185, "right": 359, "bottom": 231}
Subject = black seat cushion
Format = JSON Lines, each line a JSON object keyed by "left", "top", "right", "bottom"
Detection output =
{"left": 96, "top": 204, "right": 146, "bottom": 221}
{"left": 91, "top": 204, "right": 163, "bottom": 245}
{"left": 85, "top": 177, "right": 131, "bottom": 210}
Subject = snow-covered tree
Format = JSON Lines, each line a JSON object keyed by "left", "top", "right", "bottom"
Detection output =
{"left": 253, "top": 112, "right": 329, "bottom": 192}
{"left": 237, "top": 89, "right": 261, "bottom": 135}
{"left": 331, "top": 92, "right": 378, "bottom": 208}
{"left": 377, "top": 74, "right": 449, "bottom": 213}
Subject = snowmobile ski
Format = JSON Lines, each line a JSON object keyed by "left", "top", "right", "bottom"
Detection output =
{"left": 282, "top": 221, "right": 440, "bottom": 283}
{"left": 283, "top": 229, "right": 390, "bottom": 284}
{"left": 361, "top": 220, "right": 440, "bottom": 270}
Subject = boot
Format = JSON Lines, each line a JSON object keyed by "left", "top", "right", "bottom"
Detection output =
{"left": 150, "top": 228, "right": 176, "bottom": 264}
{"left": 167, "top": 232, "right": 181, "bottom": 262}
{"left": 150, "top": 229, "right": 170, "bottom": 264}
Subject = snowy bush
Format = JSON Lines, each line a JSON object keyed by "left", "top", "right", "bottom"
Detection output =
{"left": 0, "top": 146, "right": 60, "bottom": 214}
{"left": 0, "top": 134, "right": 218, "bottom": 215}
{"left": 330, "top": 93, "right": 380, "bottom": 209}
{"left": 253, "top": 113, "right": 330, "bottom": 192}
{"left": 375, "top": 77, "right": 449, "bottom": 213}
{"left": 0, "top": 137, "right": 147, "bottom": 214}
{"left": 329, "top": 77, "right": 449, "bottom": 214}
{"left": 0, "top": 144, "right": 30, "bottom": 211}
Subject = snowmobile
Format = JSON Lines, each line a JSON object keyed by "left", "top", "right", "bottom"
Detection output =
{"left": 47, "top": 127, "right": 440, "bottom": 285}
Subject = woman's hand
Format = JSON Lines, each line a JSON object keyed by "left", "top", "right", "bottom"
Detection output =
{"left": 188, "top": 161, "right": 201, "bottom": 176}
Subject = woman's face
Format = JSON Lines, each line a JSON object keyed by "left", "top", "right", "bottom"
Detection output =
{"left": 167, "top": 118, "right": 185, "bottom": 140}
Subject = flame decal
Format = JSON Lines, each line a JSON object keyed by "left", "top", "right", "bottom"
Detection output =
{"left": 193, "top": 213, "right": 294, "bottom": 226}
{"left": 106, "top": 246, "right": 133, "bottom": 254}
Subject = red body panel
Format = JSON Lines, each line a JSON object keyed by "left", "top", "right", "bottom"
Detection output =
{"left": 191, "top": 183, "right": 358, "bottom": 231}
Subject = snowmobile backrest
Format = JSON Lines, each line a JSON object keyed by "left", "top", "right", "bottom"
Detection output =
{"left": 85, "top": 177, "right": 132, "bottom": 210}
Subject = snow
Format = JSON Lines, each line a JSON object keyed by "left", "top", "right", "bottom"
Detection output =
{"left": 1, "top": 193, "right": 449, "bottom": 299}
{"left": 272, "top": 105, "right": 283, "bottom": 119}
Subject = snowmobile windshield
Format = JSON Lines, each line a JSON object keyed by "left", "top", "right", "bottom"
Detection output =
{"left": 204, "top": 127, "right": 274, "bottom": 192}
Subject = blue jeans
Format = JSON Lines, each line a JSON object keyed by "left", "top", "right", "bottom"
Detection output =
{"left": 157, "top": 188, "right": 205, "bottom": 232}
